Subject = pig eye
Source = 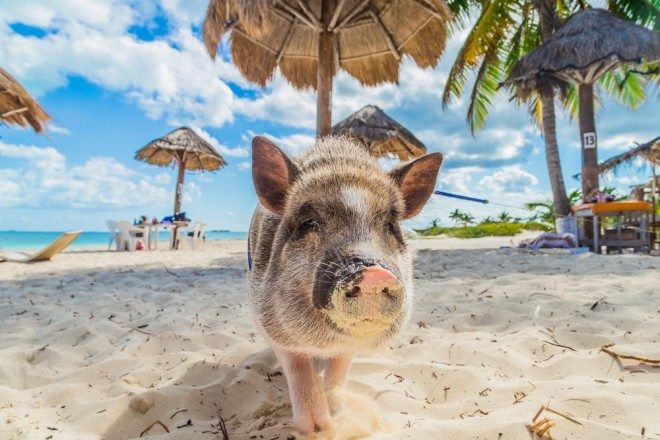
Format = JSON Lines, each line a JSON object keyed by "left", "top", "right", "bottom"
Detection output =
{"left": 387, "top": 221, "right": 398, "bottom": 234}
{"left": 297, "top": 219, "right": 320, "bottom": 235}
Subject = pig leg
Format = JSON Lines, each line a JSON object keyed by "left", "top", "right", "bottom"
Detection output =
{"left": 278, "top": 350, "right": 333, "bottom": 434}
{"left": 324, "top": 353, "right": 353, "bottom": 415}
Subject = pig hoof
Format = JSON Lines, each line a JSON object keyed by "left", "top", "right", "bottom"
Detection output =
{"left": 294, "top": 408, "right": 333, "bottom": 435}
{"left": 326, "top": 389, "right": 343, "bottom": 416}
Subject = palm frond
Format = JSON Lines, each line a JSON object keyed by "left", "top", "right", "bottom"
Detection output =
{"left": 606, "top": 0, "right": 659, "bottom": 29}
{"left": 599, "top": 67, "right": 648, "bottom": 110}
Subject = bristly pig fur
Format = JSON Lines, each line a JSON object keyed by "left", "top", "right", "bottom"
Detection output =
{"left": 247, "top": 135, "right": 442, "bottom": 434}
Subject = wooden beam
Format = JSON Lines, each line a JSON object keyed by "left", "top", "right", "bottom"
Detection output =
{"left": 410, "top": 0, "right": 446, "bottom": 20}
{"left": 297, "top": 0, "right": 322, "bottom": 29}
{"left": 334, "top": 33, "right": 340, "bottom": 70}
{"left": 329, "top": 0, "right": 347, "bottom": 29}
{"left": 368, "top": 5, "right": 400, "bottom": 60}
{"left": 234, "top": 29, "right": 277, "bottom": 53}
{"left": 397, "top": 16, "right": 432, "bottom": 50}
{"left": 276, "top": 3, "right": 320, "bottom": 31}
{"left": 276, "top": 18, "right": 298, "bottom": 64}
{"left": 1, "top": 107, "right": 28, "bottom": 118}
{"left": 334, "top": 0, "right": 369, "bottom": 31}
{"left": 341, "top": 49, "right": 391, "bottom": 61}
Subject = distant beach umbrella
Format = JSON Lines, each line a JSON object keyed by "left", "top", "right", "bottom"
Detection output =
{"left": 203, "top": 0, "right": 452, "bottom": 136}
{"left": 331, "top": 104, "right": 426, "bottom": 160}
{"left": 135, "top": 127, "right": 227, "bottom": 215}
{"left": 504, "top": 8, "right": 660, "bottom": 198}
{"left": 0, "top": 67, "right": 50, "bottom": 133}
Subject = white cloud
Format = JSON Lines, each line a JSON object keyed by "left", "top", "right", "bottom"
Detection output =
{"left": 478, "top": 166, "right": 539, "bottom": 193}
{"left": 0, "top": 141, "right": 182, "bottom": 209}
{"left": 191, "top": 127, "right": 249, "bottom": 157}
{"left": 48, "top": 124, "right": 71, "bottom": 135}
{"left": 237, "top": 161, "right": 251, "bottom": 171}
{"left": 242, "top": 130, "right": 316, "bottom": 156}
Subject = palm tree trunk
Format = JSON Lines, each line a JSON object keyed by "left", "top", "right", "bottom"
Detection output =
{"left": 579, "top": 82, "right": 599, "bottom": 198}
{"left": 534, "top": 0, "right": 571, "bottom": 218}
{"left": 539, "top": 83, "right": 571, "bottom": 217}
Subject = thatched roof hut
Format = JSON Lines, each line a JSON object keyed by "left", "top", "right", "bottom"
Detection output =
{"left": 203, "top": 0, "right": 451, "bottom": 135}
{"left": 504, "top": 8, "right": 660, "bottom": 96}
{"left": 135, "top": 127, "right": 226, "bottom": 214}
{"left": 0, "top": 67, "right": 50, "bottom": 133}
{"left": 598, "top": 137, "right": 660, "bottom": 175}
{"left": 331, "top": 104, "right": 426, "bottom": 160}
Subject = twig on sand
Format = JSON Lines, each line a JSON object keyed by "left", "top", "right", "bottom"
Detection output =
{"left": 176, "top": 419, "right": 192, "bottom": 429}
{"left": 543, "top": 340, "right": 577, "bottom": 352}
{"left": 218, "top": 416, "right": 229, "bottom": 440}
{"left": 539, "top": 330, "right": 577, "bottom": 352}
{"left": 169, "top": 408, "right": 188, "bottom": 419}
{"left": 600, "top": 344, "right": 660, "bottom": 365}
{"left": 529, "top": 417, "right": 556, "bottom": 438}
{"left": 139, "top": 420, "right": 170, "bottom": 437}
{"left": 528, "top": 405, "right": 582, "bottom": 439}
{"left": 165, "top": 267, "right": 181, "bottom": 278}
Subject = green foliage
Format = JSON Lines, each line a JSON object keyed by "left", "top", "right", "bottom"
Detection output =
{"left": 415, "top": 220, "right": 551, "bottom": 238}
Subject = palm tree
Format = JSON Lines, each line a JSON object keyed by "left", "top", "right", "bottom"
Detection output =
{"left": 449, "top": 209, "right": 475, "bottom": 227}
{"left": 497, "top": 211, "right": 513, "bottom": 222}
{"left": 449, "top": 209, "right": 464, "bottom": 226}
{"left": 443, "top": 0, "right": 658, "bottom": 219}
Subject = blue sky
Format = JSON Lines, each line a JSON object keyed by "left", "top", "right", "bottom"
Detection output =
{"left": 0, "top": 0, "right": 658, "bottom": 232}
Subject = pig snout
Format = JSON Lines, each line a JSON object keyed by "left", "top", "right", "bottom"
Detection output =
{"left": 313, "top": 257, "right": 405, "bottom": 334}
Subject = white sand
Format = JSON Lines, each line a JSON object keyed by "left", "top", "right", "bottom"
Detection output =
{"left": 1, "top": 236, "right": 658, "bottom": 440}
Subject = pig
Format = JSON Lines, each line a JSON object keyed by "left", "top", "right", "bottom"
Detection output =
{"left": 248, "top": 135, "right": 443, "bottom": 434}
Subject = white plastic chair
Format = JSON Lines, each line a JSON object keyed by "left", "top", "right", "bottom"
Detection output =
{"left": 106, "top": 220, "right": 120, "bottom": 251}
{"left": 115, "top": 221, "right": 145, "bottom": 251}
{"left": 186, "top": 222, "right": 206, "bottom": 250}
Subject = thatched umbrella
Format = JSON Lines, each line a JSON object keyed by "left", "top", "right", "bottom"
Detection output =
{"left": 331, "top": 104, "right": 426, "bottom": 160}
{"left": 203, "top": 0, "right": 451, "bottom": 136}
{"left": 504, "top": 8, "right": 660, "bottom": 199}
{"left": 0, "top": 67, "right": 50, "bottom": 133}
{"left": 135, "top": 127, "right": 227, "bottom": 215}
{"left": 597, "top": 137, "right": 660, "bottom": 175}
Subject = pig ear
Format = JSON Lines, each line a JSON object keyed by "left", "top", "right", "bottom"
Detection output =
{"left": 389, "top": 153, "right": 443, "bottom": 219}
{"left": 252, "top": 136, "right": 299, "bottom": 215}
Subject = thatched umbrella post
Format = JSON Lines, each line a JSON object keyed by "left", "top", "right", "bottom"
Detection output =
{"left": 174, "top": 151, "right": 187, "bottom": 214}
{"left": 317, "top": 0, "right": 335, "bottom": 136}
{"left": 505, "top": 9, "right": 660, "bottom": 199}
{"left": 203, "top": 0, "right": 451, "bottom": 138}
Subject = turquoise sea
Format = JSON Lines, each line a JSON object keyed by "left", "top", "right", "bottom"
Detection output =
{"left": 0, "top": 230, "right": 248, "bottom": 250}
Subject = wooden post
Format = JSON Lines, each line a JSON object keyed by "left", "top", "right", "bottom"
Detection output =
{"left": 316, "top": 0, "right": 335, "bottom": 137}
{"left": 174, "top": 155, "right": 186, "bottom": 215}
{"left": 579, "top": 83, "right": 598, "bottom": 199}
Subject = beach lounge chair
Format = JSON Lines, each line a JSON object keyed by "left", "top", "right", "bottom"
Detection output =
{"left": 0, "top": 231, "right": 81, "bottom": 263}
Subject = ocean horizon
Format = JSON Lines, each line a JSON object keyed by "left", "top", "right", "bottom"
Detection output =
{"left": 0, "top": 230, "right": 248, "bottom": 250}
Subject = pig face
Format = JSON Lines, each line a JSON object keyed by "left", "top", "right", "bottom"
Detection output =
{"left": 251, "top": 136, "right": 442, "bottom": 353}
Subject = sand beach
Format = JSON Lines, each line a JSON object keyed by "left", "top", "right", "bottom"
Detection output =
{"left": 1, "top": 235, "right": 658, "bottom": 440}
